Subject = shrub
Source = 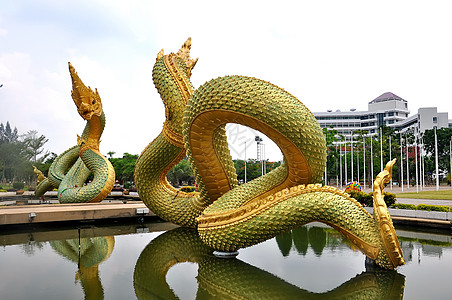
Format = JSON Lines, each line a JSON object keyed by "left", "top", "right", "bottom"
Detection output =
{"left": 383, "top": 192, "right": 396, "bottom": 207}
{"left": 391, "top": 203, "right": 417, "bottom": 210}
{"left": 13, "top": 182, "right": 25, "bottom": 190}
{"left": 347, "top": 191, "right": 394, "bottom": 207}
{"left": 391, "top": 203, "right": 451, "bottom": 212}
{"left": 417, "top": 204, "right": 450, "bottom": 212}
{"left": 0, "top": 189, "right": 7, "bottom": 193}
{"left": 123, "top": 182, "right": 133, "bottom": 190}
{"left": 349, "top": 191, "right": 372, "bottom": 206}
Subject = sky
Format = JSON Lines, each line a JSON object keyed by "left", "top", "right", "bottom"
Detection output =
{"left": 1, "top": 0, "right": 452, "bottom": 162}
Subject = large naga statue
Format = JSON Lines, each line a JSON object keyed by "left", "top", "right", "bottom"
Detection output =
{"left": 134, "top": 38, "right": 404, "bottom": 269}
{"left": 35, "top": 63, "right": 115, "bottom": 203}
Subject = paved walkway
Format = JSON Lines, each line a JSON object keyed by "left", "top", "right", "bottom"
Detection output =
{"left": 396, "top": 198, "right": 452, "bottom": 206}
{"left": 1, "top": 188, "right": 451, "bottom": 227}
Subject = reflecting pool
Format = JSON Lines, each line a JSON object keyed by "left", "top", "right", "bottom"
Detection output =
{"left": 0, "top": 221, "right": 451, "bottom": 299}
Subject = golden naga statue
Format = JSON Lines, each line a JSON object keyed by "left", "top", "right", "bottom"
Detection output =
{"left": 134, "top": 38, "right": 404, "bottom": 269}
{"left": 34, "top": 63, "right": 115, "bottom": 203}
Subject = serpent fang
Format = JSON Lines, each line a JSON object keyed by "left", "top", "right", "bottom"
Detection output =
{"left": 134, "top": 38, "right": 404, "bottom": 269}
{"left": 35, "top": 63, "right": 115, "bottom": 203}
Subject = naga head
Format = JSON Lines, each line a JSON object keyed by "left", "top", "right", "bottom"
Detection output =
{"left": 69, "top": 62, "right": 103, "bottom": 120}
{"left": 157, "top": 37, "right": 198, "bottom": 78}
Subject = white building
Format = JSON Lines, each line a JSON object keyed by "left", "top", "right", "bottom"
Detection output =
{"left": 314, "top": 92, "right": 451, "bottom": 137}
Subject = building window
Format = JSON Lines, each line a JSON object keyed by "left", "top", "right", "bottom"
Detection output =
{"left": 388, "top": 120, "right": 394, "bottom": 124}
{"left": 388, "top": 112, "right": 394, "bottom": 117}
{"left": 433, "top": 116, "right": 437, "bottom": 123}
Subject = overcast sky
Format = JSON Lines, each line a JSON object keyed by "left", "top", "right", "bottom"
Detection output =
{"left": 1, "top": 0, "right": 452, "bottom": 162}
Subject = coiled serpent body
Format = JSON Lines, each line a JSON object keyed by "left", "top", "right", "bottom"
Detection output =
{"left": 134, "top": 39, "right": 404, "bottom": 269}
{"left": 35, "top": 63, "right": 115, "bottom": 203}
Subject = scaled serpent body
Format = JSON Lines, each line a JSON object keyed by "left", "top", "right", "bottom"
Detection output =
{"left": 134, "top": 39, "right": 404, "bottom": 269}
{"left": 35, "top": 63, "right": 115, "bottom": 203}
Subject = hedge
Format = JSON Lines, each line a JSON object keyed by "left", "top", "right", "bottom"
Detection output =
{"left": 347, "top": 191, "right": 396, "bottom": 207}
{"left": 391, "top": 203, "right": 452, "bottom": 212}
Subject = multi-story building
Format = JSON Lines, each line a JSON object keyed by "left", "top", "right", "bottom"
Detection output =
{"left": 314, "top": 92, "right": 451, "bottom": 138}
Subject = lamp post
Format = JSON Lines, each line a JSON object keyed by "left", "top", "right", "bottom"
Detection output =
{"left": 370, "top": 133, "right": 374, "bottom": 185}
{"left": 450, "top": 136, "right": 452, "bottom": 187}
{"left": 389, "top": 135, "right": 392, "bottom": 190}
{"left": 357, "top": 135, "right": 360, "bottom": 186}
{"left": 400, "top": 132, "right": 404, "bottom": 192}
{"left": 363, "top": 134, "right": 366, "bottom": 190}
{"left": 340, "top": 138, "right": 343, "bottom": 189}
{"left": 351, "top": 133, "right": 354, "bottom": 182}
{"left": 406, "top": 132, "right": 410, "bottom": 189}
{"left": 324, "top": 133, "right": 327, "bottom": 185}
{"left": 344, "top": 136, "right": 348, "bottom": 184}
{"left": 380, "top": 127, "right": 383, "bottom": 172}
{"left": 415, "top": 129, "right": 419, "bottom": 193}
{"left": 434, "top": 126, "right": 439, "bottom": 191}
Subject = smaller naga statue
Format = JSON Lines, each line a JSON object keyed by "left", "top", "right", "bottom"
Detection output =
{"left": 134, "top": 39, "right": 404, "bottom": 269}
{"left": 34, "top": 63, "right": 115, "bottom": 203}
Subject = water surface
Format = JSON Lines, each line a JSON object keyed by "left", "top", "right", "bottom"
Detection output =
{"left": 0, "top": 222, "right": 451, "bottom": 299}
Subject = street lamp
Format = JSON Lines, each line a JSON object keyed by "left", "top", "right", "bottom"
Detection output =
{"left": 400, "top": 132, "right": 404, "bottom": 192}
{"left": 339, "top": 137, "right": 343, "bottom": 189}
{"left": 380, "top": 127, "right": 383, "bottom": 172}
{"left": 415, "top": 128, "right": 419, "bottom": 193}
{"left": 434, "top": 126, "right": 439, "bottom": 191}
{"left": 450, "top": 136, "right": 452, "bottom": 188}
{"left": 363, "top": 134, "right": 366, "bottom": 190}
{"left": 344, "top": 135, "right": 348, "bottom": 184}
{"left": 389, "top": 135, "right": 392, "bottom": 190}
{"left": 370, "top": 133, "right": 374, "bottom": 186}
{"left": 406, "top": 132, "right": 410, "bottom": 189}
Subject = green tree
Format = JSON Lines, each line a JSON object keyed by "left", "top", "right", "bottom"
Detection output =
{"left": 233, "top": 159, "right": 281, "bottom": 183}
{"left": 167, "top": 157, "right": 195, "bottom": 187}
{"left": 22, "top": 130, "right": 49, "bottom": 164}
{"left": 323, "top": 126, "right": 339, "bottom": 185}
{"left": 0, "top": 122, "right": 23, "bottom": 183}
{"left": 423, "top": 128, "right": 452, "bottom": 179}
{"left": 109, "top": 153, "right": 138, "bottom": 183}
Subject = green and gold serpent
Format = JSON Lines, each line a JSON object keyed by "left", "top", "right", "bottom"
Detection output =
{"left": 35, "top": 63, "right": 115, "bottom": 203}
{"left": 134, "top": 38, "right": 404, "bottom": 269}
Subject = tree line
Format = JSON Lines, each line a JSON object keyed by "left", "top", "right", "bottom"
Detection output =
{"left": 0, "top": 121, "right": 53, "bottom": 186}
{"left": 3, "top": 119, "right": 451, "bottom": 190}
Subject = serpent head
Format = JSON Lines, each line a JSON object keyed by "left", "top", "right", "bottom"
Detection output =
{"left": 69, "top": 62, "right": 102, "bottom": 120}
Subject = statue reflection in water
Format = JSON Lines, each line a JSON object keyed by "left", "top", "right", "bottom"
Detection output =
{"left": 50, "top": 234, "right": 115, "bottom": 300}
{"left": 134, "top": 227, "right": 405, "bottom": 299}
{"left": 276, "top": 225, "right": 360, "bottom": 257}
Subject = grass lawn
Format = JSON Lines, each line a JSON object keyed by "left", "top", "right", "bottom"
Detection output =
{"left": 396, "top": 190, "right": 452, "bottom": 200}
